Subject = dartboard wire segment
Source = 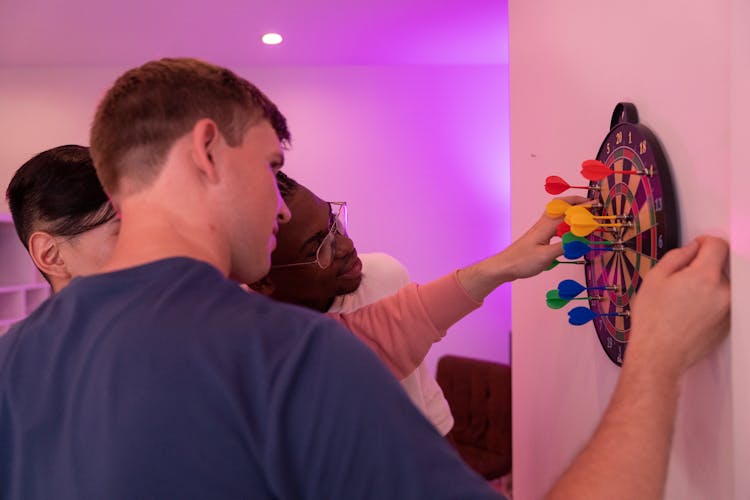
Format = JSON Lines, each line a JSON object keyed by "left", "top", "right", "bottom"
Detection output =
{"left": 582, "top": 102, "right": 680, "bottom": 366}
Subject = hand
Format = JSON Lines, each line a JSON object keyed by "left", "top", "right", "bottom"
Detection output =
{"left": 499, "top": 195, "right": 588, "bottom": 281}
{"left": 456, "top": 196, "right": 588, "bottom": 302}
{"left": 628, "top": 236, "right": 730, "bottom": 376}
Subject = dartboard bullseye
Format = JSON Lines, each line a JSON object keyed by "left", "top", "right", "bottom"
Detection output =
{"left": 584, "top": 103, "right": 679, "bottom": 366}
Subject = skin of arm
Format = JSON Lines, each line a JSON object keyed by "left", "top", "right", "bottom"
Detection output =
{"left": 546, "top": 236, "right": 730, "bottom": 500}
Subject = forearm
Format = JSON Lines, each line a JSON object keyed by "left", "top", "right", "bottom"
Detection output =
{"left": 456, "top": 256, "right": 515, "bottom": 303}
{"left": 330, "top": 273, "right": 480, "bottom": 379}
{"left": 546, "top": 361, "right": 681, "bottom": 500}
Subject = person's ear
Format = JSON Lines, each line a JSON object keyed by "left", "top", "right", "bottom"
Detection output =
{"left": 248, "top": 275, "right": 275, "bottom": 296}
{"left": 190, "top": 118, "right": 222, "bottom": 184}
{"left": 27, "top": 231, "right": 71, "bottom": 282}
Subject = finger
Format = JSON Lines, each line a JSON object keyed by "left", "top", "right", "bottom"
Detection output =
{"left": 687, "top": 236, "right": 730, "bottom": 272}
{"left": 531, "top": 213, "right": 564, "bottom": 242}
{"left": 651, "top": 239, "right": 700, "bottom": 276}
{"left": 542, "top": 241, "right": 563, "bottom": 260}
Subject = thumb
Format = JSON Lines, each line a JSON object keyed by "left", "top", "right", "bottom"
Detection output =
{"left": 652, "top": 239, "right": 700, "bottom": 277}
{"left": 530, "top": 214, "right": 564, "bottom": 243}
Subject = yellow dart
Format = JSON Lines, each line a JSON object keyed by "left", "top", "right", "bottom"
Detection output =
{"left": 547, "top": 200, "right": 601, "bottom": 219}
{"left": 564, "top": 204, "right": 622, "bottom": 225}
{"left": 569, "top": 212, "right": 624, "bottom": 237}
{"left": 545, "top": 199, "right": 572, "bottom": 217}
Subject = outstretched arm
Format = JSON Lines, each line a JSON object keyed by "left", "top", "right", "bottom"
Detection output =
{"left": 546, "top": 236, "right": 730, "bottom": 500}
{"left": 327, "top": 197, "right": 587, "bottom": 379}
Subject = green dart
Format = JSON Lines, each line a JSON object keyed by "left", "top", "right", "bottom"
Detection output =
{"left": 561, "top": 231, "right": 616, "bottom": 246}
{"left": 545, "top": 259, "right": 586, "bottom": 271}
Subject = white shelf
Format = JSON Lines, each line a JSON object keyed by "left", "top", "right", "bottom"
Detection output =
{"left": 0, "top": 283, "right": 50, "bottom": 294}
{"left": 0, "top": 214, "right": 50, "bottom": 328}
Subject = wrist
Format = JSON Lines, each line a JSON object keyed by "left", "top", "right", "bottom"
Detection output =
{"left": 457, "top": 258, "right": 514, "bottom": 302}
{"left": 624, "top": 331, "right": 686, "bottom": 383}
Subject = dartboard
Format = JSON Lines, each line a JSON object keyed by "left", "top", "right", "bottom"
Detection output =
{"left": 584, "top": 103, "right": 679, "bottom": 366}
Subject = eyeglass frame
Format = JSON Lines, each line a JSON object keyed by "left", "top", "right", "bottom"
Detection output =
{"left": 271, "top": 201, "right": 347, "bottom": 270}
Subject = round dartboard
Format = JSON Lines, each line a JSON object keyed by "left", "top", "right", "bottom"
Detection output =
{"left": 584, "top": 103, "right": 679, "bottom": 366}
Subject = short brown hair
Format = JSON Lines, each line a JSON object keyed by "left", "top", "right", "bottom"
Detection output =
{"left": 90, "top": 58, "right": 290, "bottom": 195}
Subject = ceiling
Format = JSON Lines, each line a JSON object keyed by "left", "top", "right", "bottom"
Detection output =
{"left": 0, "top": 0, "right": 507, "bottom": 67}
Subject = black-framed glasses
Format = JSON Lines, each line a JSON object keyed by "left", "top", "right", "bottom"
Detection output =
{"left": 272, "top": 201, "right": 347, "bottom": 270}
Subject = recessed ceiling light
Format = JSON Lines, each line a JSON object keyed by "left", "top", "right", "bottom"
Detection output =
{"left": 262, "top": 33, "right": 283, "bottom": 45}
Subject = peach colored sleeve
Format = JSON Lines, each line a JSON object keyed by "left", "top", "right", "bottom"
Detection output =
{"left": 327, "top": 271, "right": 483, "bottom": 379}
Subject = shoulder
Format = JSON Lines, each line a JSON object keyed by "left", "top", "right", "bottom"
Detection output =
{"left": 359, "top": 252, "right": 410, "bottom": 290}
{"left": 360, "top": 253, "right": 410, "bottom": 281}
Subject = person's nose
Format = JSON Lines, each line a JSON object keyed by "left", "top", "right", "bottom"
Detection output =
{"left": 277, "top": 198, "right": 291, "bottom": 224}
{"left": 334, "top": 233, "right": 354, "bottom": 258}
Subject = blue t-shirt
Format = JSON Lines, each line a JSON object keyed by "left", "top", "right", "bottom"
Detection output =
{"left": 0, "top": 258, "right": 501, "bottom": 499}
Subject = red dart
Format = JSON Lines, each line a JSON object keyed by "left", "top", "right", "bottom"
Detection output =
{"left": 581, "top": 159, "right": 641, "bottom": 181}
{"left": 555, "top": 221, "right": 570, "bottom": 238}
{"left": 556, "top": 220, "right": 605, "bottom": 236}
{"left": 545, "top": 175, "right": 594, "bottom": 194}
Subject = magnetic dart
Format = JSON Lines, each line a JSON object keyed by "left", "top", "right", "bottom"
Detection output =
{"left": 563, "top": 240, "right": 616, "bottom": 260}
{"left": 545, "top": 175, "right": 600, "bottom": 195}
{"left": 545, "top": 259, "right": 586, "bottom": 271}
{"left": 545, "top": 290, "right": 603, "bottom": 309}
{"left": 569, "top": 212, "right": 630, "bottom": 237}
{"left": 561, "top": 232, "right": 617, "bottom": 247}
{"left": 545, "top": 199, "right": 601, "bottom": 218}
{"left": 557, "top": 279, "right": 618, "bottom": 299}
{"left": 568, "top": 306, "right": 628, "bottom": 326}
{"left": 580, "top": 159, "right": 650, "bottom": 181}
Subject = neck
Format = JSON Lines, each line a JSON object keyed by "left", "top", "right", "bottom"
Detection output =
{"left": 101, "top": 199, "right": 230, "bottom": 278}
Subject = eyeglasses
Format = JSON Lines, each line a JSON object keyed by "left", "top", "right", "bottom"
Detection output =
{"left": 272, "top": 201, "right": 347, "bottom": 270}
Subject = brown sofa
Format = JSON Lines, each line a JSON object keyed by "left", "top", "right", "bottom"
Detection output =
{"left": 436, "top": 355, "right": 512, "bottom": 480}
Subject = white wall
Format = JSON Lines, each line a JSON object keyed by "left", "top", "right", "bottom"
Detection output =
{"left": 730, "top": 0, "right": 750, "bottom": 497}
{"left": 0, "top": 64, "right": 511, "bottom": 373}
{"left": 509, "top": 1, "right": 745, "bottom": 498}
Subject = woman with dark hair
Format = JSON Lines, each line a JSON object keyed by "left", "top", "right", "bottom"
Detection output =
{"left": 6, "top": 145, "right": 119, "bottom": 292}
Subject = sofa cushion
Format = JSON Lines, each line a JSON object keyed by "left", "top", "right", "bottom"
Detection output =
{"left": 437, "top": 355, "right": 512, "bottom": 479}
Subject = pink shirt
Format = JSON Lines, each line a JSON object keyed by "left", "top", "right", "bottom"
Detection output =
{"left": 328, "top": 271, "right": 482, "bottom": 379}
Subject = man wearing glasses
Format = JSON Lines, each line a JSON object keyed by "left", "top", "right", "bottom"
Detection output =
{"left": 264, "top": 197, "right": 361, "bottom": 311}
{"left": 256, "top": 172, "right": 454, "bottom": 435}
